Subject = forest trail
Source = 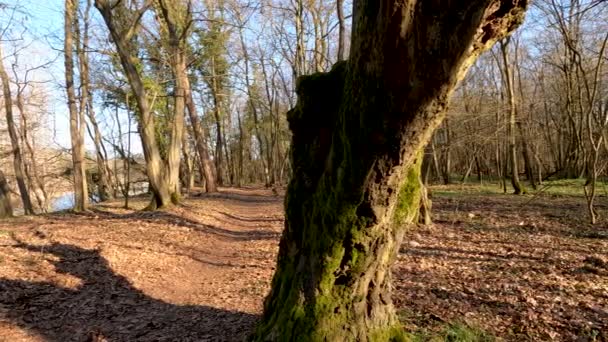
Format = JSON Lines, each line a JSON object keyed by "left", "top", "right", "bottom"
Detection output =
{"left": 0, "top": 188, "right": 283, "bottom": 342}
{"left": 0, "top": 187, "right": 607, "bottom": 341}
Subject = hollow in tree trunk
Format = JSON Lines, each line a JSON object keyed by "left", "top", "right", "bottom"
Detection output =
{"left": 253, "top": 1, "right": 528, "bottom": 340}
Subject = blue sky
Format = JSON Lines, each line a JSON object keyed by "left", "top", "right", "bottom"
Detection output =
{"left": 2, "top": 0, "right": 562, "bottom": 157}
{"left": 2, "top": 0, "right": 142, "bottom": 154}
{"left": 3, "top": 0, "right": 73, "bottom": 149}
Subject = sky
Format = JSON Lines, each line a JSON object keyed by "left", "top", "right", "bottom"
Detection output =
{"left": 3, "top": 0, "right": 69, "bottom": 146}
{"left": 2, "top": 0, "right": 142, "bottom": 155}
{"left": 1, "top": 0, "right": 571, "bottom": 158}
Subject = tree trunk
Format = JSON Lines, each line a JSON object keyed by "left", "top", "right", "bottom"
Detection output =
{"left": 95, "top": 0, "right": 179, "bottom": 209}
{"left": 418, "top": 182, "right": 432, "bottom": 226}
{"left": 81, "top": 0, "right": 113, "bottom": 202}
{"left": 213, "top": 106, "right": 225, "bottom": 185}
{"left": 15, "top": 79, "right": 48, "bottom": 211}
{"left": 236, "top": 20, "right": 269, "bottom": 185}
{"left": 167, "top": 54, "right": 186, "bottom": 200}
{"left": 336, "top": 0, "right": 346, "bottom": 61}
{"left": 518, "top": 122, "right": 536, "bottom": 189}
{"left": 86, "top": 98, "right": 114, "bottom": 201}
{"left": 293, "top": 0, "right": 305, "bottom": 79}
{"left": 253, "top": 1, "right": 527, "bottom": 340}
{"left": 181, "top": 128, "right": 194, "bottom": 195}
{"left": 0, "top": 169, "right": 13, "bottom": 218}
{"left": 460, "top": 156, "right": 476, "bottom": 184}
{"left": 441, "top": 119, "right": 452, "bottom": 185}
{"left": 475, "top": 155, "right": 483, "bottom": 183}
{"left": 185, "top": 89, "right": 217, "bottom": 192}
{"left": 65, "top": 0, "right": 88, "bottom": 211}
{"left": 500, "top": 38, "right": 525, "bottom": 195}
{"left": 0, "top": 41, "right": 34, "bottom": 215}
{"left": 419, "top": 153, "right": 432, "bottom": 225}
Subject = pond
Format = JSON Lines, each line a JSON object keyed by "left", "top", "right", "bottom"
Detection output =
{"left": 50, "top": 183, "right": 149, "bottom": 212}
{"left": 51, "top": 192, "right": 76, "bottom": 212}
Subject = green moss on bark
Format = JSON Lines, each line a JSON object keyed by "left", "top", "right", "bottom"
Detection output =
{"left": 253, "top": 65, "right": 424, "bottom": 340}
{"left": 393, "top": 154, "right": 423, "bottom": 226}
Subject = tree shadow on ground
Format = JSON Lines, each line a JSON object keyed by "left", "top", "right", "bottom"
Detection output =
{"left": 0, "top": 242, "right": 258, "bottom": 342}
{"left": 190, "top": 190, "right": 282, "bottom": 204}
{"left": 215, "top": 211, "right": 283, "bottom": 224}
{"left": 82, "top": 208, "right": 281, "bottom": 242}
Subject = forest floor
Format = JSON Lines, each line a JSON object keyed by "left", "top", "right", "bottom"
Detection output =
{"left": 0, "top": 185, "right": 607, "bottom": 341}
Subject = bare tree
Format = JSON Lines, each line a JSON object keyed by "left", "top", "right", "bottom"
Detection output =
{"left": 65, "top": 0, "right": 88, "bottom": 211}
{"left": 95, "top": 0, "right": 183, "bottom": 209}
{"left": 336, "top": 0, "right": 345, "bottom": 61}
{"left": 500, "top": 37, "right": 526, "bottom": 194}
{"left": 0, "top": 42, "right": 34, "bottom": 214}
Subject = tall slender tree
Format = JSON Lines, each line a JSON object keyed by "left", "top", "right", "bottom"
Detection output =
{"left": 65, "top": 0, "right": 89, "bottom": 211}
{"left": 95, "top": 0, "right": 183, "bottom": 209}
{"left": 336, "top": 0, "right": 346, "bottom": 61}
{"left": 0, "top": 43, "right": 34, "bottom": 215}
{"left": 500, "top": 37, "right": 525, "bottom": 194}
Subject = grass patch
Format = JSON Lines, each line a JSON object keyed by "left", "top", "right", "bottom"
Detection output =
{"left": 535, "top": 179, "right": 608, "bottom": 197}
{"left": 399, "top": 310, "right": 495, "bottom": 342}
{"left": 431, "top": 184, "right": 504, "bottom": 197}
{"left": 443, "top": 323, "right": 494, "bottom": 342}
{"left": 403, "top": 323, "right": 495, "bottom": 342}
{"left": 430, "top": 179, "right": 608, "bottom": 198}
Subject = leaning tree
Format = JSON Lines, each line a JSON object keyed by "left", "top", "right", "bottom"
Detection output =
{"left": 253, "top": 0, "right": 528, "bottom": 340}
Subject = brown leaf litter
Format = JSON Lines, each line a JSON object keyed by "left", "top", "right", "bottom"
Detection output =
{"left": 0, "top": 187, "right": 606, "bottom": 341}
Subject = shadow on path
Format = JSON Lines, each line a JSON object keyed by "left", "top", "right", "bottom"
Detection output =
{"left": 83, "top": 208, "right": 280, "bottom": 242}
{"left": 0, "top": 242, "right": 258, "bottom": 342}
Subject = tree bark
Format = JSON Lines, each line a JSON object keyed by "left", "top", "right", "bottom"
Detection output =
{"left": 95, "top": 0, "right": 179, "bottom": 209}
{"left": 185, "top": 89, "right": 217, "bottom": 192}
{"left": 0, "top": 169, "right": 12, "bottom": 218}
{"left": 15, "top": 77, "right": 48, "bottom": 211}
{"left": 81, "top": 0, "right": 113, "bottom": 202}
{"left": 65, "top": 0, "right": 89, "bottom": 211}
{"left": 86, "top": 97, "right": 114, "bottom": 201}
{"left": 441, "top": 119, "right": 452, "bottom": 185}
{"left": 336, "top": 0, "right": 346, "bottom": 61}
{"left": 253, "top": 1, "right": 528, "bottom": 340}
{"left": 0, "top": 42, "right": 34, "bottom": 215}
{"left": 156, "top": 0, "right": 189, "bottom": 201}
{"left": 500, "top": 38, "right": 525, "bottom": 194}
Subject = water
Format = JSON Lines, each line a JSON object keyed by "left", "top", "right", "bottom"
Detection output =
{"left": 51, "top": 192, "right": 75, "bottom": 212}
{"left": 50, "top": 183, "right": 149, "bottom": 212}
{"left": 50, "top": 192, "right": 100, "bottom": 212}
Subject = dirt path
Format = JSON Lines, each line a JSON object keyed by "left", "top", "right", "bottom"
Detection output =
{"left": 1, "top": 187, "right": 607, "bottom": 341}
{"left": 0, "top": 188, "right": 283, "bottom": 342}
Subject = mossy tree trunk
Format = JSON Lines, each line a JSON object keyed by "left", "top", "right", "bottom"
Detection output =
{"left": 253, "top": 1, "right": 528, "bottom": 341}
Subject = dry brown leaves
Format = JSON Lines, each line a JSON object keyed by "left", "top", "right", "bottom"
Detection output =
{"left": 395, "top": 192, "right": 608, "bottom": 341}
{"left": 0, "top": 187, "right": 606, "bottom": 341}
{"left": 0, "top": 187, "right": 283, "bottom": 341}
